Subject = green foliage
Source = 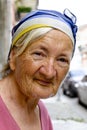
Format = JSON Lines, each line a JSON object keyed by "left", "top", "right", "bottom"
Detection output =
{"left": 17, "top": 6, "right": 32, "bottom": 13}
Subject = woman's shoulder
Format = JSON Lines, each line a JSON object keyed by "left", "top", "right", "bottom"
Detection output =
{"left": 38, "top": 100, "right": 53, "bottom": 130}
{"left": 38, "top": 100, "right": 51, "bottom": 121}
{"left": 38, "top": 100, "right": 48, "bottom": 112}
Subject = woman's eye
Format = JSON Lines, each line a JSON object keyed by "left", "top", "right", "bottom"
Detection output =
{"left": 57, "top": 57, "right": 69, "bottom": 67}
{"left": 32, "top": 51, "right": 45, "bottom": 60}
{"left": 59, "top": 58, "right": 67, "bottom": 63}
{"left": 34, "top": 52, "right": 43, "bottom": 56}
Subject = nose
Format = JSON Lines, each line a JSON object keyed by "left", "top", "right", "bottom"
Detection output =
{"left": 39, "top": 59, "right": 56, "bottom": 79}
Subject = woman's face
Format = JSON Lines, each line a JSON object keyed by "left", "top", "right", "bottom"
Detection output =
{"left": 12, "top": 29, "right": 73, "bottom": 99}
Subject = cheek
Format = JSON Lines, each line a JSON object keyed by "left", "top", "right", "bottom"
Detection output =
{"left": 57, "top": 67, "right": 69, "bottom": 85}
{"left": 15, "top": 56, "right": 41, "bottom": 80}
{"left": 22, "top": 60, "right": 41, "bottom": 76}
{"left": 14, "top": 59, "right": 34, "bottom": 96}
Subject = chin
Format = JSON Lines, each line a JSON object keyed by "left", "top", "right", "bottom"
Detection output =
{"left": 39, "top": 92, "right": 55, "bottom": 99}
{"left": 31, "top": 84, "right": 57, "bottom": 99}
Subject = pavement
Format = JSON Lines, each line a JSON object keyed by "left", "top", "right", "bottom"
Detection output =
{"left": 52, "top": 120, "right": 87, "bottom": 130}
{"left": 41, "top": 93, "right": 87, "bottom": 130}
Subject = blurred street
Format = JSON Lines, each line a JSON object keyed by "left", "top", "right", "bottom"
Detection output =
{"left": 42, "top": 90, "right": 87, "bottom": 130}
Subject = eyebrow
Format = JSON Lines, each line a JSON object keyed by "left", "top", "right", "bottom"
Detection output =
{"left": 37, "top": 43, "right": 49, "bottom": 53}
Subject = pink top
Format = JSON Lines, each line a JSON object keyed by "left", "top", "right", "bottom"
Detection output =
{"left": 0, "top": 97, "right": 53, "bottom": 130}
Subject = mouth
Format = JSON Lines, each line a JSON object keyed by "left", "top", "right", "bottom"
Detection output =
{"left": 35, "top": 78, "right": 53, "bottom": 86}
{"left": 34, "top": 78, "right": 57, "bottom": 95}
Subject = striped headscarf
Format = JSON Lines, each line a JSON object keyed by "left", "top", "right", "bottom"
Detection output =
{"left": 11, "top": 8, "right": 78, "bottom": 52}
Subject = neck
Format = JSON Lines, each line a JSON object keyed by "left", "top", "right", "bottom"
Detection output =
{"left": 0, "top": 73, "right": 39, "bottom": 112}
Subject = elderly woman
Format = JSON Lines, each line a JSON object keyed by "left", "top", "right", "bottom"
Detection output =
{"left": 0, "top": 9, "right": 77, "bottom": 130}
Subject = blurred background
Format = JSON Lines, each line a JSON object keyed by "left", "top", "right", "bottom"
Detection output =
{"left": 0, "top": 0, "right": 87, "bottom": 130}
{"left": 0, "top": 0, "right": 87, "bottom": 72}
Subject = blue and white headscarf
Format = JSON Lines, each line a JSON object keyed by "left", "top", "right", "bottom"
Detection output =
{"left": 12, "top": 8, "right": 78, "bottom": 51}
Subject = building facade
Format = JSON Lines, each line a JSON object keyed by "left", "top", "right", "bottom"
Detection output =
{"left": 77, "top": 24, "right": 87, "bottom": 71}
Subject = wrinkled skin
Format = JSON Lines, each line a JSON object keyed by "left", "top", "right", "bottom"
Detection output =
{"left": 11, "top": 29, "right": 73, "bottom": 100}
{"left": 0, "top": 29, "right": 74, "bottom": 130}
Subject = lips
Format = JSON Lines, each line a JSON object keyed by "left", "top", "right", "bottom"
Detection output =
{"left": 35, "top": 78, "right": 52, "bottom": 86}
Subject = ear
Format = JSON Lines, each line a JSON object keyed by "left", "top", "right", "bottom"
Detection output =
{"left": 9, "top": 50, "right": 16, "bottom": 71}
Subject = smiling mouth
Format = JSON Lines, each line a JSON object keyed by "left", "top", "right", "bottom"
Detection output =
{"left": 35, "top": 79, "right": 52, "bottom": 86}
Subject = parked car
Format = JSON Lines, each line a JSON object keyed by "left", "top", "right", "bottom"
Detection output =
{"left": 62, "top": 69, "right": 85, "bottom": 98}
{"left": 76, "top": 75, "right": 87, "bottom": 108}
